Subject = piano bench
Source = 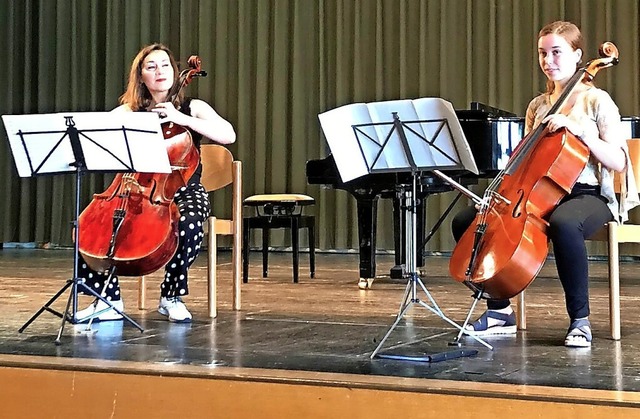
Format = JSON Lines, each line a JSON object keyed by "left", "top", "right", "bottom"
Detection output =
{"left": 242, "top": 194, "right": 316, "bottom": 283}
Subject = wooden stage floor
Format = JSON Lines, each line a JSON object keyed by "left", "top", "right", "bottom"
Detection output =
{"left": 1, "top": 248, "right": 640, "bottom": 417}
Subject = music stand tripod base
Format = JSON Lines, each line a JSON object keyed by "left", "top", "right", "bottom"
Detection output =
{"left": 370, "top": 174, "right": 492, "bottom": 360}
{"left": 369, "top": 268, "right": 494, "bottom": 360}
{"left": 17, "top": 254, "right": 145, "bottom": 345}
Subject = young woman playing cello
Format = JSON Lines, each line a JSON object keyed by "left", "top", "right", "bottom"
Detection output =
{"left": 76, "top": 44, "right": 236, "bottom": 323}
{"left": 452, "top": 21, "right": 639, "bottom": 347}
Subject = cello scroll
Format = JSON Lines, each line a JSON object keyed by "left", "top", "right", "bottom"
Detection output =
{"left": 581, "top": 42, "right": 618, "bottom": 84}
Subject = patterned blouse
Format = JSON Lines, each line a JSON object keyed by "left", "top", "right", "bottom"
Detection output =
{"left": 525, "top": 87, "right": 639, "bottom": 222}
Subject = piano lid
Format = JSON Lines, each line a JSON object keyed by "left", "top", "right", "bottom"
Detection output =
{"left": 471, "top": 101, "right": 518, "bottom": 117}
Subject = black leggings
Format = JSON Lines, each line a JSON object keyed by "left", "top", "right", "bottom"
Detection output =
{"left": 451, "top": 187, "right": 613, "bottom": 320}
{"left": 78, "top": 182, "right": 211, "bottom": 300}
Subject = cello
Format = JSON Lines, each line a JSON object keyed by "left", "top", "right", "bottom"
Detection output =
{"left": 449, "top": 42, "right": 619, "bottom": 300}
{"left": 78, "top": 56, "right": 207, "bottom": 276}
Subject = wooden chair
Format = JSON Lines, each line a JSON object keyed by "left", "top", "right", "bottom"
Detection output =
{"left": 138, "top": 144, "right": 242, "bottom": 318}
{"left": 516, "top": 138, "right": 640, "bottom": 340}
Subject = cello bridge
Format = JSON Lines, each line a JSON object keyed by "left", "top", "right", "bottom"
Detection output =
{"left": 488, "top": 191, "right": 511, "bottom": 206}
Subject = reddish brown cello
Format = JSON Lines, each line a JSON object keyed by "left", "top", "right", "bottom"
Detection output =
{"left": 449, "top": 43, "right": 619, "bottom": 300}
{"left": 78, "top": 56, "right": 206, "bottom": 276}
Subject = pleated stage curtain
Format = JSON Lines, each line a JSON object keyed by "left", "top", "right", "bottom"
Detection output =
{"left": 1, "top": 0, "right": 639, "bottom": 257}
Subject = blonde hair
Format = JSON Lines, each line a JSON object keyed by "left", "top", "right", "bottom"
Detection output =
{"left": 119, "top": 44, "right": 183, "bottom": 111}
{"left": 538, "top": 21, "right": 585, "bottom": 95}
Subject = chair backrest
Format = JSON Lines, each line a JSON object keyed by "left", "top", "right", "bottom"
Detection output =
{"left": 614, "top": 139, "right": 640, "bottom": 193}
{"left": 200, "top": 144, "right": 235, "bottom": 192}
{"left": 199, "top": 144, "right": 242, "bottom": 237}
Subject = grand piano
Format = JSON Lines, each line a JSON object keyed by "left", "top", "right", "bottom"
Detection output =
{"left": 306, "top": 102, "right": 640, "bottom": 283}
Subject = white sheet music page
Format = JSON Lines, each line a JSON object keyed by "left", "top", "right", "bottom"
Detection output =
{"left": 367, "top": 99, "right": 436, "bottom": 170}
{"left": 318, "top": 103, "right": 372, "bottom": 182}
{"left": 2, "top": 112, "right": 170, "bottom": 177}
{"left": 413, "top": 98, "right": 479, "bottom": 175}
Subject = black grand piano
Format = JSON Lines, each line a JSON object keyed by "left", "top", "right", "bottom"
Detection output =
{"left": 306, "top": 101, "right": 640, "bottom": 282}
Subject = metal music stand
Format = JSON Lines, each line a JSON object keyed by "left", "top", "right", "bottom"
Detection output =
{"left": 319, "top": 98, "right": 492, "bottom": 361}
{"left": 2, "top": 111, "right": 170, "bottom": 344}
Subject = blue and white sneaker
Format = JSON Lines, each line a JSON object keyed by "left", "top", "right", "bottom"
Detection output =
{"left": 565, "top": 318, "right": 592, "bottom": 348}
{"left": 464, "top": 309, "right": 517, "bottom": 336}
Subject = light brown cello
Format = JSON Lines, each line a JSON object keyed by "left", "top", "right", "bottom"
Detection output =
{"left": 449, "top": 43, "right": 619, "bottom": 300}
{"left": 78, "top": 56, "right": 206, "bottom": 276}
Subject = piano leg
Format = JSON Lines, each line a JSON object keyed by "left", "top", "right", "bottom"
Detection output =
{"left": 390, "top": 197, "right": 404, "bottom": 279}
{"left": 356, "top": 196, "right": 378, "bottom": 289}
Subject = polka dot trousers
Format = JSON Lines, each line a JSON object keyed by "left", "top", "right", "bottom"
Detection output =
{"left": 78, "top": 182, "right": 211, "bottom": 301}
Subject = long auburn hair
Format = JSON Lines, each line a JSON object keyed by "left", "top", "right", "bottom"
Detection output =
{"left": 538, "top": 21, "right": 586, "bottom": 95}
{"left": 119, "top": 43, "right": 183, "bottom": 111}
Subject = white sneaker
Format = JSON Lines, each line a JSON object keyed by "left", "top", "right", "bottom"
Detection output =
{"left": 158, "top": 297, "right": 192, "bottom": 323}
{"left": 75, "top": 299, "right": 124, "bottom": 322}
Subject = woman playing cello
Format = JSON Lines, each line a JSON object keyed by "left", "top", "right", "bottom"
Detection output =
{"left": 452, "top": 21, "right": 639, "bottom": 347}
{"left": 76, "top": 43, "right": 236, "bottom": 323}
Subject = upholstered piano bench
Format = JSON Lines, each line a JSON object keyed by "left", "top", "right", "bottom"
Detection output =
{"left": 242, "top": 194, "right": 315, "bottom": 283}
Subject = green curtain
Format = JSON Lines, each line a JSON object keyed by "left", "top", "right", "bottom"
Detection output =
{"left": 1, "top": 0, "right": 639, "bottom": 256}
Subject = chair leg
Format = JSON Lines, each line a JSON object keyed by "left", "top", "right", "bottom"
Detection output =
{"left": 243, "top": 220, "right": 250, "bottom": 283}
{"left": 292, "top": 216, "right": 299, "bottom": 283}
{"left": 262, "top": 227, "right": 270, "bottom": 277}
{"left": 232, "top": 220, "right": 242, "bottom": 312}
{"left": 516, "top": 291, "right": 526, "bottom": 330}
{"left": 309, "top": 218, "right": 315, "bottom": 279}
{"left": 608, "top": 222, "right": 621, "bottom": 340}
{"left": 207, "top": 217, "right": 217, "bottom": 318}
{"left": 138, "top": 276, "right": 146, "bottom": 310}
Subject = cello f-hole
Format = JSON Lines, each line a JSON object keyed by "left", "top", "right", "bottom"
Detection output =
{"left": 512, "top": 190, "right": 525, "bottom": 218}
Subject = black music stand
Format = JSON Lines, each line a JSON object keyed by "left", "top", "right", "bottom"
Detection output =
{"left": 319, "top": 98, "right": 492, "bottom": 361}
{"left": 2, "top": 111, "right": 170, "bottom": 344}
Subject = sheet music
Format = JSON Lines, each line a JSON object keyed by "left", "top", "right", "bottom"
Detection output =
{"left": 2, "top": 112, "right": 170, "bottom": 177}
{"left": 318, "top": 97, "right": 478, "bottom": 182}
{"left": 317, "top": 103, "right": 373, "bottom": 182}
{"left": 367, "top": 99, "right": 436, "bottom": 170}
{"left": 414, "top": 98, "right": 478, "bottom": 174}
